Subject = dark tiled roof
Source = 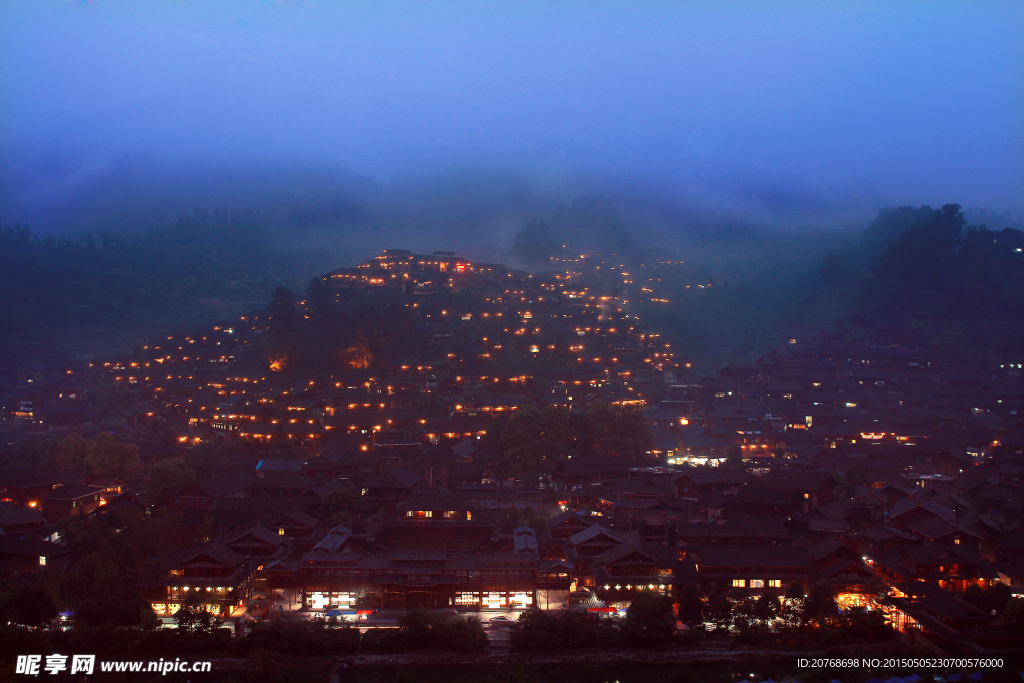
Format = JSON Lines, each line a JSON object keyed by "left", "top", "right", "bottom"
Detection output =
{"left": 568, "top": 524, "right": 625, "bottom": 546}
{"left": 44, "top": 483, "right": 102, "bottom": 500}
{"left": 0, "top": 538, "right": 70, "bottom": 557}
{"left": 696, "top": 545, "right": 811, "bottom": 568}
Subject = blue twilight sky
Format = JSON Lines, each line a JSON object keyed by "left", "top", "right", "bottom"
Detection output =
{"left": 1, "top": 0, "right": 1022, "bottom": 229}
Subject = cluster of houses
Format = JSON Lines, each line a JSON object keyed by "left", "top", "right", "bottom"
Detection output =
{"left": 1, "top": 250, "right": 1023, "bottom": 656}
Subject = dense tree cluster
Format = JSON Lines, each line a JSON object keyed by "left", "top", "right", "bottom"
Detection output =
{"left": 480, "top": 401, "right": 653, "bottom": 485}
{"left": 508, "top": 607, "right": 622, "bottom": 651}
{"left": 5, "top": 197, "right": 1020, "bottom": 375}
{"left": 359, "top": 607, "right": 488, "bottom": 653}
{"left": 861, "top": 204, "right": 1024, "bottom": 357}
{"left": 510, "top": 591, "right": 677, "bottom": 651}
{"left": 0, "top": 211, "right": 315, "bottom": 363}
{"left": 265, "top": 283, "right": 420, "bottom": 375}
{"left": 49, "top": 432, "right": 142, "bottom": 483}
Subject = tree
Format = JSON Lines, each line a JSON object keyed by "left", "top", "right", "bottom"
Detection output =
{"left": 398, "top": 606, "right": 432, "bottom": 634}
{"left": 431, "top": 614, "right": 488, "bottom": 652}
{"left": 728, "top": 586, "right": 755, "bottom": 632}
{"left": 50, "top": 432, "right": 92, "bottom": 470}
{"left": 0, "top": 583, "right": 58, "bottom": 626}
{"left": 783, "top": 582, "right": 805, "bottom": 628}
{"left": 861, "top": 204, "right": 936, "bottom": 263}
{"left": 498, "top": 405, "right": 573, "bottom": 485}
{"left": 320, "top": 488, "right": 360, "bottom": 527}
{"left": 802, "top": 581, "right": 837, "bottom": 628}
{"left": 395, "top": 607, "right": 487, "bottom": 652}
{"left": 575, "top": 401, "right": 653, "bottom": 461}
{"left": 305, "top": 275, "right": 335, "bottom": 332}
{"left": 198, "top": 515, "right": 216, "bottom": 543}
{"left": 676, "top": 584, "right": 704, "bottom": 629}
{"left": 143, "top": 458, "right": 195, "bottom": 505}
{"left": 754, "top": 594, "right": 780, "bottom": 628}
{"left": 184, "top": 440, "right": 236, "bottom": 479}
{"left": 174, "top": 589, "right": 223, "bottom": 632}
{"left": 268, "top": 285, "right": 298, "bottom": 346}
{"left": 875, "top": 204, "right": 966, "bottom": 289}
{"left": 509, "top": 606, "right": 620, "bottom": 651}
{"left": 985, "top": 582, "right": 1012, "bottom": 613}
{"left": 511, "top": 221, "right": 560, "bottom": 265}
{"left": 864, "top": 577, "right": 890, "bottom": 603}
{"left": 1003, "top": 596, "right": 1024, "bottom": 630}
{"left": 622, "top": 590, "right": 676, "bottom": 646}
{"left": 705, "top": 592, "right": 732, "bottom": 632}
{"left": 964, "top": 584, "right": 988, "bottom": 609}
{"left": 343, "top": 333, "right": 373, "bottom": 370}
{"left": 88, "top": 432, "right": 141, "bottom": 482}
{"left": 724, "top": 444, "right": 744, "bottom": 468}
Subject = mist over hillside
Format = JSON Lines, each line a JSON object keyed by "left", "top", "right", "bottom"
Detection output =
{"left": 3, "top": 157, "right": 1018, "bottom": 377}
{"left": 1, "top": 149, "right": 896, "bottom": 269}
{"left": 3, "top": 149, "right": 1022, "bottom": 375}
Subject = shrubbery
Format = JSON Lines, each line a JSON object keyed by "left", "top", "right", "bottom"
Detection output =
{"left": 0, "top": 583, "right": 58, "bottom": 627}
{"left": 511, "top": 592, "right": 679, "bottom": 651}
{"left": 361, "top": 608, "right": 487, "bottom": 653}
{"left": 509, "top": 607, "right": 621, "bottom": 651}
{"left": 622, "top": 591, "right": 677, "bottom": 646}
{"left": 231, "top": 615, "right": 359, "bottom": 657}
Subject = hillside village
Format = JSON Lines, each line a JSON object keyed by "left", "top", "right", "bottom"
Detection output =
{"left": 2, "top": 248, "right": 1024, "bottom": 657}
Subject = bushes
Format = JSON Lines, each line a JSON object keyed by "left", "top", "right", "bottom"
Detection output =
{"left": 138, "top": 627, "right": 233, "bottom": 656}
{"left": 511, "top": 599, "right": 683, "bottom": 651}
{"left": 837, "top": 607, "right": 894, "bottom": 642}
{"left": 0, "top": 624, "right": 49, "bottom": 662}
{"left": 432, "top": 612, "right": 488, "bottom": 652}
{"left": 0, "top": 583, "right": 57, "bottom": 627}
{"left": 361, "top": 608, "right": 487, "bottom": 653}
{"left": 42, "top": 624, "right": 232, "bottom": 658}
{"left": 622, "top": 591, "right": 676, "bottom": 646}
{"left": 802, "top": 581, "right": 838, "bottom": 628}
{"left": 510, "top": 608, "right": 620, "bottom": 651}
{"left": 809, "top": 607, "right": 895, "bottom": 646}
{"left": 232, "top": 616, "right": 359, "bottom": 657}
{"left": 676, "top": 584, "right": 704, "bottom": 629}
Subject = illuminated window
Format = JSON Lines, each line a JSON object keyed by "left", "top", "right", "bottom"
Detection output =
{"left": 769, "top": 580, "right": 781, "bottom": 588}
{"left": 39, "top": 556, "right": 46, "bottom": 566}
{"left": 455, "top": 592, "right": 478, "bottom": 605}
{"left": 750, "top": 580, "right": 764, "bottom": 588}
{"left": 733, "top": 579, "right": 745, "bottom": 588}
{"left": 278, "top": 528, "right": 285, "bottom": 536}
